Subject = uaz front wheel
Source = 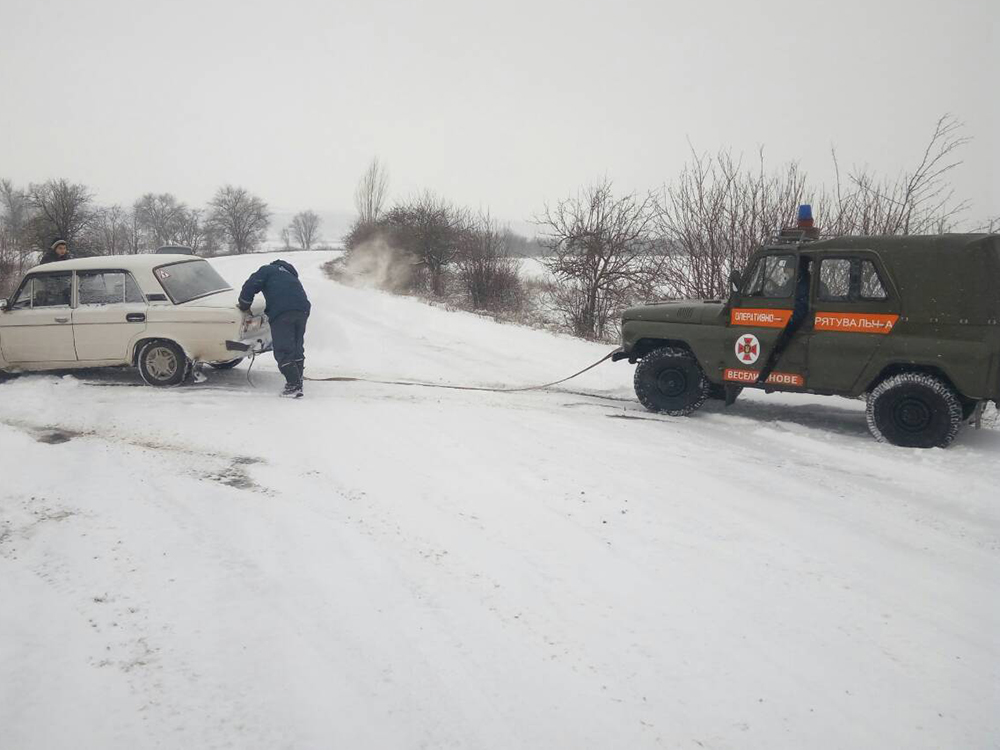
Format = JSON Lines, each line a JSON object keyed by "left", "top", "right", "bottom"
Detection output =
{"left": 633, "top": 346, "right": 709, "bottom": 416}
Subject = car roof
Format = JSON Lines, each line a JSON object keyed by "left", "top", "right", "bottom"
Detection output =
{"left": 26, "top": 254, "right": 204, "bottom": 274}
{"left": 768, "top": 233, "right": 999, "bottom": 321}
{"left": 766, "top": 233, "right": 997, "bottom": 256}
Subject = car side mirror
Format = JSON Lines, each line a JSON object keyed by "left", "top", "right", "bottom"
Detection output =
{"left": 729, "top": 270, "right": 742, "bottom": 292}
{"left": 0, "top": 298, "right": 7, "bottom": 312}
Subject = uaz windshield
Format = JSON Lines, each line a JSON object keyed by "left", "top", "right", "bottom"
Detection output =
{"left": 154, "top": 260, "right": 231, "bottom": 304}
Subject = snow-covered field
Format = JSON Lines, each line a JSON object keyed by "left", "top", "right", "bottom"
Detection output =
{"left": 1, "top": 251, "right": 998, "bottom": 750}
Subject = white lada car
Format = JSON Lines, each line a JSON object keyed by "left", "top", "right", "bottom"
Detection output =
{"left": 0, "top": 254, "right": 271, "bottom": 386}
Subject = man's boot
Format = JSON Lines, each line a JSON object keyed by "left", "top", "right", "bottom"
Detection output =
{"left": 279, "top": 362, "right": 302, "bottom": 398}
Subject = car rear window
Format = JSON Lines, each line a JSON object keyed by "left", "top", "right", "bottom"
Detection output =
{"left": 153, "top": 260, "right": 231, "bottom": 304}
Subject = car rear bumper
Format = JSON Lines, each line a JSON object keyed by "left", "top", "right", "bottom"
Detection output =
{"left": 226, "top": 334, "right": 272, "bottom": 354}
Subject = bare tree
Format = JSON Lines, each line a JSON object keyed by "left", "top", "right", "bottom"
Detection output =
{"left": 456, "top": 212, "right": 523, "bottom": 312}
{"left": 657, "top": 150, "right": 808, "bottom": 299}
{"left": 354, "top": 157, "right": 389, "bottom": 227}
{"left": 90, "top": 205, "right": 130, "bottom": 255}
{"left": 977, "top": 215, "right": 1000, "bottom": 233}
{"left": 383, "top": 192, "right": 465, "bottom": 296}
{"left": 0, "top": 180, "right": 33, "bottom": 291}
{"left": 538, "top": 179, "right": 661, "bottom": 339}
{"left": 122, "top": 207, "right": 146, "bottom": 254}
{"left": 27, "top": 178, "right": 95, "bottom": 248}
{"left": 207, "top": 185, "right": 270, "bottom": 254}
{"left": 134, "top": 193, "right": 188, "bottom": 248}
{"left": 177, "top": 208, "right": 208, "bottom": 254}
{"left": 822, "top": 115, "right": 970, "bottom": 236}
{"left": 289, "top": 210, "right": 322, "bottom": 250}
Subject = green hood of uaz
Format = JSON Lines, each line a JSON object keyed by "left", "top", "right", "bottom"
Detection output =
{"left": 622, "top": 299, "right": 727, "bottom": 325}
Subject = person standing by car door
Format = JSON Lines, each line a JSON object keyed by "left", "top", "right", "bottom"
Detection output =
{"left": 237, "top": 260, "right": 311, "bottom": 398}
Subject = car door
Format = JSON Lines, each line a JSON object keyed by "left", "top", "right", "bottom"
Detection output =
{"left": 72, "top": 270, "right": 149, "bottom": 361}
{"left": 807, "top": 253, "right": 900, "bottom": 392}
{"left": 724, "top": 252, "right": 809, "bottom": 388}
{"left": 0, "top": 272, "right": 77, "bottom": 364}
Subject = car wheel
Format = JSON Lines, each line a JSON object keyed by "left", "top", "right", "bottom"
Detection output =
{"left": 634, "top": 346, "right": 709, "bottom": 416}
{"left": 208, "top": 358, "right": 243, "bottom": 370}
{"left": 137, "top": 340, "right": 189, "bottom": 387}
{"left": 866, "top": 372, "right": 963, "bottom": 448}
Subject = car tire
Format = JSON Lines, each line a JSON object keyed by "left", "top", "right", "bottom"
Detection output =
{"left": 634, "top": 346, "right": 709, "bottom": 416}
{"left": 137, "top": 340, "right": 189, "bottom": 387}
{"left": 208, "top": 358, "right": 243, "bottom": 370}
{"left": 866, "top": 372, "right": 963, "bottom": 448}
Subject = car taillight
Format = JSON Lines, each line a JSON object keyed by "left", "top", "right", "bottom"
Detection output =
{"left": 242, "top": 316, "right": 262, "bottom": 335}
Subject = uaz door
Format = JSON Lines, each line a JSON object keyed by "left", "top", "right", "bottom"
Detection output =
{"left": 724, "top": 252, "right": 809, "bottom": 389}
{"left": 807, "top": 253, "right": 899, "bottom": 392}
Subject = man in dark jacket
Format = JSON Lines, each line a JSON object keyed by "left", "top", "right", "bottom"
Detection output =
{"left": 39, "top": 239, "right": 81, "bottom": 264}
{"left": 237, "top": 260, "right": 312, "bottom": 398}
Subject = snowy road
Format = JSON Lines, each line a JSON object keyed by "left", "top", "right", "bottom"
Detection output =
{"left": 2, "top": 252, "right": 998, "bottom": 750}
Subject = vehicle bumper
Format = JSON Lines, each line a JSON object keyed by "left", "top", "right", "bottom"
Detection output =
{"left": 225, "top": 334, "right": 272, "bottom": 354}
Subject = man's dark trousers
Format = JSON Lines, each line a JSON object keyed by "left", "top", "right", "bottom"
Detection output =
{"left": 271, "top": 310, "right": 309, "bottom": 385}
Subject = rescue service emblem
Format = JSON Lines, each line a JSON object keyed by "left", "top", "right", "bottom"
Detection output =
{"left": 734, "top": 333, "right": 761, "bottom": 364}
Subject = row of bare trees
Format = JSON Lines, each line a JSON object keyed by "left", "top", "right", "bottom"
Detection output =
{"left": 538, "top": 114, "right": 985, "bottom": 338}
{"left": 344, "top": 160, "right": 524, "bottom": 312}
{"left": 0, "top": 181, "right": 284, "bottom": 293}
{"left": 341, "top": 116, "right": 989, "bottom": 341}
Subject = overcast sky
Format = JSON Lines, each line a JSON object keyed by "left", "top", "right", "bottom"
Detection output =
{"left": 1, "top": 0, "right": 996, "bottom": 231}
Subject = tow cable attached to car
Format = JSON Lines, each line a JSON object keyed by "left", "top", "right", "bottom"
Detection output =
{"left": 243, "top": 348, "right": 620, "bottom": 395}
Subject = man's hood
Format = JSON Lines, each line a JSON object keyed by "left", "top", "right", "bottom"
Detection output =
{"left": 271, "top": 260, "right": 299, "bottom": 277}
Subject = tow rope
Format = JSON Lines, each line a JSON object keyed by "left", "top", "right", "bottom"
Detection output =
{"left": 301, "top": 349, "right": 619, "bottom": 394}
{"left": 245, "top": 348, "right": 619, "bottom": 394}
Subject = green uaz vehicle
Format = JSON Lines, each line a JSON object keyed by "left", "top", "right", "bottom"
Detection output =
{"left": 614, "top": 230, "right": 1000, "bottom": 448}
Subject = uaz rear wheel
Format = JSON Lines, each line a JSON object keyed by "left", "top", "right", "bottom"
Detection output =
{"left": 634, "top": 346, "right": 709, "bottom": 416}
{"left": 866, "top": 372, "right": 962, "bottom": 448}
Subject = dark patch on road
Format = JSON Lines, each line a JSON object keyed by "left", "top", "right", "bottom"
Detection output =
{"left": 202, "top": 456, "right": 268, "bottom": 493}
{"left": 0, "top": 419, "right": 91, "bottom": 444}
{"left": 36, "top": 429, "right": 81, "bottom": 444}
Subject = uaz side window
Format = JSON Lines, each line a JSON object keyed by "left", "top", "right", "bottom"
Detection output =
{"left": 859, "top": 260, "right": 888, "bottom": 300}
{"left": 743, "top": 254, "right": 796, "bottom": 298}
{"left": 818, "top": 257, "right": 889, "bottom": 301}
{"left": 819, "top": 259, "right": 851, "bottom": 301}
